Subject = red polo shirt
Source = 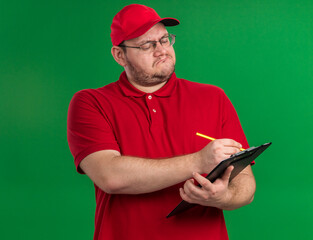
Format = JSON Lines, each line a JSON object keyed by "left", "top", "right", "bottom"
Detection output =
{"left": 67, "top": 72, "right": 249, "bottom": 240}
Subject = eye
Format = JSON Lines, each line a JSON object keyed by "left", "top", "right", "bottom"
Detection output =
{"left": 140, "top": 42, "right": 153, "bottom": 51}
{"left": 160, "top": 37, "right": 169, "bottom": 44}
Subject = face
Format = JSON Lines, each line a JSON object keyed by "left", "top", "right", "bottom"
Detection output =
{"left": 123, "top": 23, "right": 176, "bottom": 88}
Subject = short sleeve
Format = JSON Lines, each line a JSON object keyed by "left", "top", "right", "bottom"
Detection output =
{"left": 220, "top": 91, "right": 255, "bottom": 165}
{"left": 67, "top": 90, "right": 120, "bottom": 173}
{"left": 221, "top": 91, "right": 249, "bottom": 150}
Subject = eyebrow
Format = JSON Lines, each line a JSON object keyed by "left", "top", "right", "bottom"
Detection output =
{"left": 136, "top": 33, "right": 169, "bottom": 45}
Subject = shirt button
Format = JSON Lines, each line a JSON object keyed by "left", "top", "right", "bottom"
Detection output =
{"left": 148, "top": 95, "right": 152, "bottom": 100}
{"left": 153, "top": 109, "right": 156, "bottom": 113}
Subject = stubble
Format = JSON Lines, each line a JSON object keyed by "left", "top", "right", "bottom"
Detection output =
{"left": 125, "top": 55, "right": 175, "bottom": 87}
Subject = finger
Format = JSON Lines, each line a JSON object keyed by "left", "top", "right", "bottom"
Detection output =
{"left": 179, "top": 187, "right": 197, "bottom": 204}
{"left": 183, "top": 179, "right": 196, "bottom": 194}
{"left": 223, "top": 146, "right": 241, "bottom": 155}
{"left": 192, "top": 172, "right": 214, "bottom": 191}
{"left": 183, "top": 179, "right": 204, "bottom": 200}
{"left": 220, "top": 139, "right": 242, "bottom": 150}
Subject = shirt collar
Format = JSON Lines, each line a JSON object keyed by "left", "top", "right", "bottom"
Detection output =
{"left": 117, "top": 71, "right": 178, "bottom": 97}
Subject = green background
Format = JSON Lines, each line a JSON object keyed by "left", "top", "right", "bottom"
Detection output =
{"left": 1, "top": 0, "right": 312, "bottom": 239}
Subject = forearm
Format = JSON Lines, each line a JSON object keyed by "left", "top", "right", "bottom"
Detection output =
{"left": 81, "top": 150, "right": 202, "bottom": 194}
{"left": 81, "top": 139, "right": 245, "bottom": 196}
{"left": 220, "top": 167, "right": 256, "bottom": 210}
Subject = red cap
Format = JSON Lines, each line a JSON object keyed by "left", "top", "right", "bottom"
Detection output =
{"left": 111, "top": 4, "right": 180, "bottom": 46}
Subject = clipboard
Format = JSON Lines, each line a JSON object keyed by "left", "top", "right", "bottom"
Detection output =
{"left": 166, "top": 142, "right": 272, "bottom": 218}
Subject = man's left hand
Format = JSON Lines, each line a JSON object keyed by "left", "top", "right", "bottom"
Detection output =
{"left": 179, "top": 166, "right": 234, "bottom": 209}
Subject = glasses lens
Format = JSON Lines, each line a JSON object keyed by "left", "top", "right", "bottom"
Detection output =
{"left": 168, "top": 35, "right": 175, "bottom": 46}
{"left": 139, "top": 35, "right": 176, "bottom": 51}
{"left": 140, "top": 42, "right": 153, "bottom": 51}
{"left": 160, "top": 36, "right": 170, "bottom": 47}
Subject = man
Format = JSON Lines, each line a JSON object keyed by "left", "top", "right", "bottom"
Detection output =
{"left": 67, "top": 4, "right": 256, "bottom": 240}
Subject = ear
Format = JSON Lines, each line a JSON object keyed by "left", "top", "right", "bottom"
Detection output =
{"left": 111, "top": 46, "right": 127, "bottom": 67}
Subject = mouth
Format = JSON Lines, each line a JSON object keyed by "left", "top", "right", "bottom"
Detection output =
{"left": 154, "top": 56, "right": 171, "bottom": 66}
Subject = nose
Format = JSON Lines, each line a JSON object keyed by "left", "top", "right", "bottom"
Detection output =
{"left": 153, "top": 41, "right": 167, "bottom": 56}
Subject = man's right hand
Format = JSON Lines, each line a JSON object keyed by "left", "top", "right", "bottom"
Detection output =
{"left": 197, "top": 139, "right": 243, "bottom": 174}
{"left": 79, "top": 138, "right": 242, "bottom": 195}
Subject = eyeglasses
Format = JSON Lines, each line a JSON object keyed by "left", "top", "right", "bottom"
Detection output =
{"left": 119, "top": 34, "right": 176, "bottom": 52}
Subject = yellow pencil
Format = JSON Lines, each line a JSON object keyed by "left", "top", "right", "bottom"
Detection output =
{"left": 196, "top": 132, "right": 245, "bottom": 151}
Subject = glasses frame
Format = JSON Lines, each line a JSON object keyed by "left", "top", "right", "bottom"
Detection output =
{"left": 119, "top": 34, "right": 176, "bottom": 51}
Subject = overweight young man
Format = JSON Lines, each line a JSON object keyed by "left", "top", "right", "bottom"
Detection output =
{"left": 67, "top": 4, "right": 256, "bottom": 240}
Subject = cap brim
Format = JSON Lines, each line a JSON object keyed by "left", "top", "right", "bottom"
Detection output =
{"left": 160, "top": 18, "right": 180, "bottom": 26}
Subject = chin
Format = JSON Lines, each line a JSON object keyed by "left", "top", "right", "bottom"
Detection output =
{"left": 152, "top": 67, "right": 175, "bottom": 81}
{"left": 156, "top": 62, "right": 175, "bottom": 75}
